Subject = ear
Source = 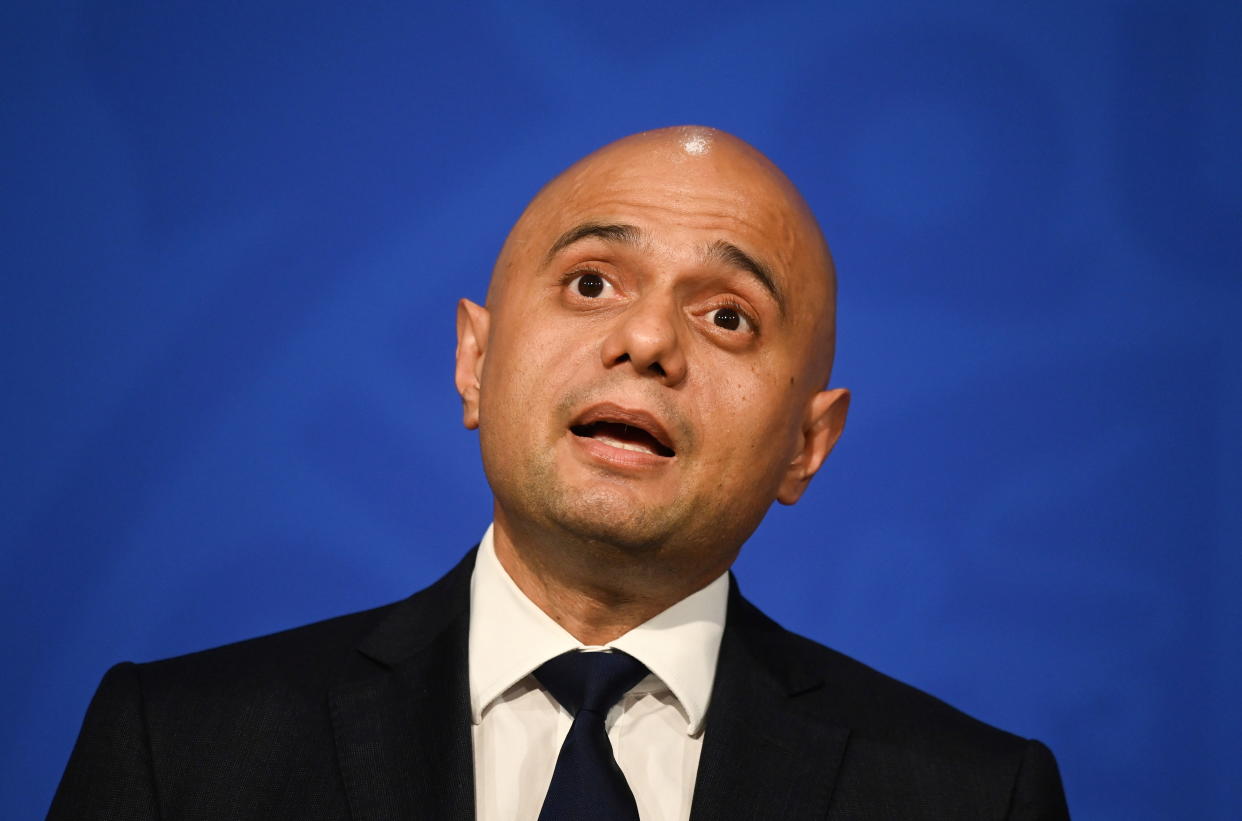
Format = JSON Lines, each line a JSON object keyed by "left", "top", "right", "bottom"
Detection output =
{"left": 455, "top": 298, "right": 491, "bottom": 430}
{"left": 776, "top": 387, "right": 850, "bottom": 505}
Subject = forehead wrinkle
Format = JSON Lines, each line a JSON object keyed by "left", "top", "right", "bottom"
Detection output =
{"left": 559, "top": 195, "right": 792, "bottom": 248}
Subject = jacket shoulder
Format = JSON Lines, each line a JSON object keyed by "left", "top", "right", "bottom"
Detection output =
{"left": 52, "top": 602, "right": 404, "bottom": 820}
{"left": 733, "top": 593, "right": 1030, "bottom": 753}
{"left": 54, "top": 551, "right": 479, "bottom": 819}
{"left": 139, "top": 602, "right": 395, "bottom": 696}
{"left": 729, "top": 594, "right": 1070, "bottom": 817}
{"left": 137, "top": 547, "right": 478, "bottom": 700}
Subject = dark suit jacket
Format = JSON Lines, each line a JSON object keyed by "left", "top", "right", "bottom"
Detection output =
{"left": 50, "top": 549, "right": 1069, "bottom": 820}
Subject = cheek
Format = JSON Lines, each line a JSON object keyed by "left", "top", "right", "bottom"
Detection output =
{"left": 482, "top": 318, "right": 594, "bottom": 412}
{"left": 694, "top": 367, "right": 796, "bottom": 463}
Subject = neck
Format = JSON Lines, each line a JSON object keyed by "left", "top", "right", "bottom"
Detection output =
{"left": 490, "top": 512, "right": 728, "bottom": 646}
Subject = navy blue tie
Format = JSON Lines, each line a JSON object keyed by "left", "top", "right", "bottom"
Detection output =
{"left": 534, "top": 650, "right": 650, "bottom": 821}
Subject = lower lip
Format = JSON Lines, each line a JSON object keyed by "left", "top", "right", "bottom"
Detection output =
{"left": 569, "top": 431, "right": 674, "bottom": 470}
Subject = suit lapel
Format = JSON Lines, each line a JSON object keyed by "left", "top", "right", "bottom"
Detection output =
{"left": 328, "top": 554, "right": 850, "bottom": 820}
{"left": 690, "top": 580, "right": 850, "bottom": 821}
{"left": 331, "top": 551, "right": 478, "bottom": 821}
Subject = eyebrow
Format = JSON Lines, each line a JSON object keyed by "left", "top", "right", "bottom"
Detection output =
{"left": 544, "top": 221, "right": 786, "bottom": 315}
{"left": 705, "top": 239, "right": 786, "bottom": 315}
{"left": 544, "top": 222, "right": 642, "bottom": 265}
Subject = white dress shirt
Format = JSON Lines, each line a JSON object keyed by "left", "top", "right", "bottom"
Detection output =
{"left": 468, "top": 525, "right": 729, "bottom": 821}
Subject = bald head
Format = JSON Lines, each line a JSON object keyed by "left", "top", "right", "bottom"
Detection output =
{"left": 490, "top": 126, "right": 839, "bottom": 384}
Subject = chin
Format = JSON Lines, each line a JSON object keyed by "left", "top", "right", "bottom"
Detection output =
{"left": 545, "top": 484, "right": 686, "bottom": 555}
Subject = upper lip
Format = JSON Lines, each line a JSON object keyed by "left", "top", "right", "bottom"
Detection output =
{"left": 569, "top": 402, "right": 677, "bottom": 455}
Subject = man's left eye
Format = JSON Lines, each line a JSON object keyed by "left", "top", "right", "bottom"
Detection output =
{"left": 709, "top": 306, "right": 753, "bottom": 332}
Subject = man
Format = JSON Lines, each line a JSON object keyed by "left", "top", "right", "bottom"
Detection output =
{"left": 51, "top": 127, "right": 1070, "bottom": 819}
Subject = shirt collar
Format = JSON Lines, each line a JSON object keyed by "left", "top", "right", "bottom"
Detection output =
{"left": 467, "top": 524, "right": 728, "bottom": 736}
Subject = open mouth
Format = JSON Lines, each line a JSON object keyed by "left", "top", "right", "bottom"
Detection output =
{"left": 570, "top": 419, "right": 675, "bottom": 458}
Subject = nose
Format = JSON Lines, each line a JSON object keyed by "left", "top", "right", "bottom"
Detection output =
{"left": 600, "top": 295, "right": 687, "bottom": 385}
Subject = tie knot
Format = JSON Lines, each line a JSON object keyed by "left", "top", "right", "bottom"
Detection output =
{"left": 534, "top": 650, "right": 649, "bottom": 717}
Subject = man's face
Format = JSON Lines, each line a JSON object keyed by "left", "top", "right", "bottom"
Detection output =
{"left": 457, "top": 131, "right": 847, "bottom": 578}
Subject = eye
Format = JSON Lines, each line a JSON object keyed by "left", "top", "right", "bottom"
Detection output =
{"left": 708, "top": 303, "right": 755, "bottom": 333}
{"left": 568, "top": 271, "right": 613, "bottom": 298}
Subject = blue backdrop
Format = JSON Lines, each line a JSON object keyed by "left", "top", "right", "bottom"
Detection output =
{"left": 3, "top": 2, "right": 1239, "bottom": 818}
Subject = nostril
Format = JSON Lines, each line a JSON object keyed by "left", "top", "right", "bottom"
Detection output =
{"left": 649, "top": 362, "right": 666, "bottom": 377}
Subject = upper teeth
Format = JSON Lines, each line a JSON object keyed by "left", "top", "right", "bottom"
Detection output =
{"left": 594, "top": 434, "right": 654, "bottom": 454}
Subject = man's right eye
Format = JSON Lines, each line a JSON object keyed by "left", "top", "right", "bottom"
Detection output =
{"left": 569, "top": 272, "right": 610, "bottom": 298}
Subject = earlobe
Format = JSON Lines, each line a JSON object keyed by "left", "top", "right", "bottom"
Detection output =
{"left": 776, "top": 387, "right": 850, "bottom": 505}
{"left": 455, "top": 299, "right": 491, "bottom": 430}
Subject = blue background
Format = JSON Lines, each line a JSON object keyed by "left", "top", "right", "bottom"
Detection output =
{"left": 3, "top": 1, "right": 1239, "bottom": 818}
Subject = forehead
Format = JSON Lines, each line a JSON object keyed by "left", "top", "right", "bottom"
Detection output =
{"left": 537, "top": 146, "right": 810, "bottom": 267}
